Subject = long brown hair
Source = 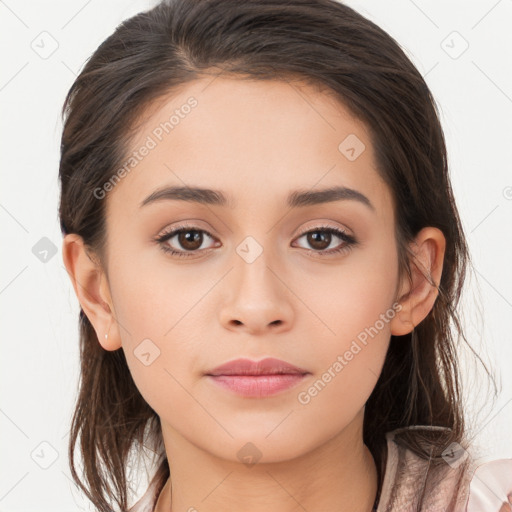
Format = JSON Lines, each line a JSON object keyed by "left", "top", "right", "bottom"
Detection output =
{"left": 58, "top": 1, "right": 496, "bottom": 510}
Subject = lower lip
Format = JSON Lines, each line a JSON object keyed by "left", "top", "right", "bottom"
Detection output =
{"left": 207, "top": 373, "right": 308, "bottom": 397}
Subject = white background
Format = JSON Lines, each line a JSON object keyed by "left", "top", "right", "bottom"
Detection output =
{"left": 1, "top": 0, "right": 511, "bottom": 510}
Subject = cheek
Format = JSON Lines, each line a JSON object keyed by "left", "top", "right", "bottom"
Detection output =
{"left": 293, "top": 291, "right": 396, "bottom": 440}
{"left": 106, "top": 257, "right": 208, "bottom": 412}
{"left": 109, "top": 243, "right": 211, "bottom": 340}
{"left": 300, "top": 231, "right": 399, "bottom": 351}
{"left": 293, "top": 235, "right": 398, "bottom": 405}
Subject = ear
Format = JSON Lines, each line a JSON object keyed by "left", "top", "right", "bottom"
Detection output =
{"left": 390, "top": 227, "right": 446, "bottom": 336}
{"left": 62, "top": 233, "right": 122, "bottom": 351}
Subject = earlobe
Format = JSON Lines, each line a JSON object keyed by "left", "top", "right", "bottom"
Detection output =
{"left": 62, "top": 234, "right": 122, "bottom": 351}
{"left": 390, "top": 227, "right": 446, "bottom": 336}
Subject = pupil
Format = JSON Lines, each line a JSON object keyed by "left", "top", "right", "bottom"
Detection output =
{"left": 180, "top": 230, "right": 202, "bottom": 249}
{"left": 309, "top": 231, "right": 330, "bottom": 250}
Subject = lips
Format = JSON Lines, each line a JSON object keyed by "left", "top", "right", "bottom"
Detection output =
{"left": 206, "top": 357, "right": 309, "bottom": 376}
{"left": 205, "top": 357, "right": 310, "bottom": 398}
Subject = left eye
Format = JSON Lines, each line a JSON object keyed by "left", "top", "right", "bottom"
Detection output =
{"left": 293, "top": 226, "right": 356, "bottom": 255}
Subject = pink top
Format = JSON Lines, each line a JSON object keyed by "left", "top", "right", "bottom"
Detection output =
{"left": 376, "top": 426, "right": 512, "bottom": 511}
{"left": 128, "top": 425, "right": 512, "bottom": 512}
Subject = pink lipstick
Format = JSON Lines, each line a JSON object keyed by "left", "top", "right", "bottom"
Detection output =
{"left": 205, "top": 357, "right": 309, "bottom": 398}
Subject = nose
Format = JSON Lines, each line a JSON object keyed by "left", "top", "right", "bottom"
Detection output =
{"left": 218, "top": 248, "right": 294, "bottom": 335}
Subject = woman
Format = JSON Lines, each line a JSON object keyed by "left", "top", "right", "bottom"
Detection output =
{"left": 59, "top": 0, "right": 512, "bottom": 510}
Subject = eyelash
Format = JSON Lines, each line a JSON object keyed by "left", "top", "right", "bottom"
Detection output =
{"left": 153, "top": 223, "right": 358, "bottom": 259}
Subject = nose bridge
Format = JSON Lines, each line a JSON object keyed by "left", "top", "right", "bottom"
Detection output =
{"left": 218, "top": 230, "right": 294, "bottom": 332}
{"left": 232, "top": 232, "right": 282, "bottom": 300}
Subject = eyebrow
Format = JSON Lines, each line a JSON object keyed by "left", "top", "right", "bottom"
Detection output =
{"left": 140, "top": 185, "right": 375, "bottom": 211}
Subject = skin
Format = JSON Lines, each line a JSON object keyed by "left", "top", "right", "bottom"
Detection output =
{"left": 63, "top": 75, "right": 446, "bottom": 512}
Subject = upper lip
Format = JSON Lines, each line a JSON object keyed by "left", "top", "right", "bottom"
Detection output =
{"left": 206, "top": 357, "right": 309, "bottom": 376}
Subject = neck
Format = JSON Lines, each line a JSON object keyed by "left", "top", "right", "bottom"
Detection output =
{"left": 154, "top": 417, "right": 378, "bottom": 512}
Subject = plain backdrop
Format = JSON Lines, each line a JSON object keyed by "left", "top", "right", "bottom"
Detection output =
{"left": 1, "top": 0, "right": 511, "bottom": 510}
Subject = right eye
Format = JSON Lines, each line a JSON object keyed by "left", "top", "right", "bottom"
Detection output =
{"left": 154, "top": 225, "right": 219, "bottom": 258}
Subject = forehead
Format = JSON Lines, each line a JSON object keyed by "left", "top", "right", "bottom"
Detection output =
{"left": 108, "top": 76, "right": 392, "bottom": 218}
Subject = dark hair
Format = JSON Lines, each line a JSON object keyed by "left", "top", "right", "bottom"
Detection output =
{"left": 58, "top": 1, "right": 496, "bottom": 510}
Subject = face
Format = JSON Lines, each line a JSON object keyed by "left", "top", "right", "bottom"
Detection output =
{"left": 101, "top": 76, "right": 401, "bottom": 463}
